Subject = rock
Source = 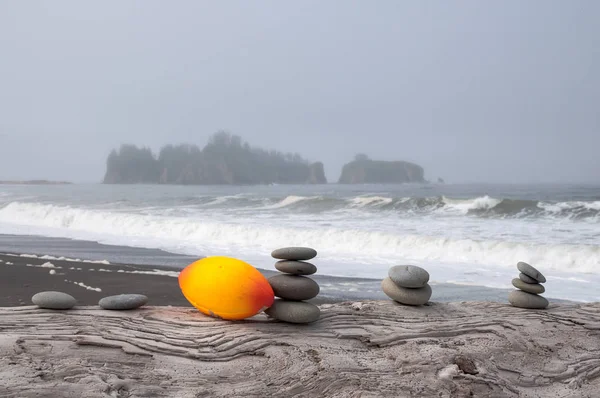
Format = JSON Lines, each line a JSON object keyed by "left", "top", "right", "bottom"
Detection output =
{"left": 508, "top": 290, "right": 549, "bottom": 309}
{"left": 512, "top": 278, "right": 545, "bottom": 294}
{"left": 31, "top": 291, "right": 76, "bottom": 310}
{"left": 264, "top": 299, "right": 320, "bottom": 324}
{"left": 388, "top": 265, "right": 429, "bottom": 288}
{"left": 99, "top": 294, "right": 148, "bottom": 310}
{"left": 268, "top": 274, "right": 320, "bottom": 301}
{"left": 519, "top": 273, "right": 538, "bottom": 284}
{"left": 517, "top": 262, "right": 546, "bottom": 283}
{"left": 274, "top": 260, "right": 317, "bottom": 275}
{"left": 271, "top": 247, "right": 317, "bottom": 261}
{"left": 454, "top": 355, "right": 479, "bottom": 375}
{"left": 381, "top": 277, "right": 431, "bottom": 306}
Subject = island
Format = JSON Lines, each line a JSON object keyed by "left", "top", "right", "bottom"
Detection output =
{"left": 338, "top": 154, "right": 425, "bottom": 184}
{"left": 103, "top": 132, "right": 327, "bottom": 185}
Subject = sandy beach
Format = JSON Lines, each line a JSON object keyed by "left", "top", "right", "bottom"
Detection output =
{"left": 1, "top": 251, "right": 599, "bottom": 397}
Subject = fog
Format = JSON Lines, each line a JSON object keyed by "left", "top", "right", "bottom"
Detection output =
{"left": 0, "top": 1, "right": 598, "bottom": 184}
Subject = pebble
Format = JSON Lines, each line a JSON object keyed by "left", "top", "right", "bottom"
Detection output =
{"left": 99, "top": 294, "right": 148, "bottom": 310}
{"left": 271, "top": 247, "right": 317, "bottom": 261}
{"left": 31, "top": 291, "right": 76, "bottom": 310}
{"left": 517, "top": 262, "right": 546, "bottom": 283}
{"left": 388, "top": 265, "right": 430, "bottom": 288}
{"left": 268, "top": 274, "right": 320, "bottom": 301}
{"left": 381, "top": 277, "right": 431, "bottom": 306}
{"left": 512, "top": 278, "right": 545, "bottom": 294}
{"left": 518, "top": 273, "right": 538, "bottom": 284}
{"left": 275, "top": 260, "right": 317, "bottom": 276}
{"left": 508, "top": 290, "right": 549, "bottom": 309}
{"left": 264, "top": 299, "right": 320, "bottom": 324}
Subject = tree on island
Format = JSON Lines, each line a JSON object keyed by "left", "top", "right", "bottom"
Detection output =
{"left": 103, "top": 131, "right": 327, "bottom": 185}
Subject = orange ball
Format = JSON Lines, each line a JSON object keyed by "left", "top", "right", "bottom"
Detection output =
{"left": 178, "top": 256, "right": 274, "bottom": 320}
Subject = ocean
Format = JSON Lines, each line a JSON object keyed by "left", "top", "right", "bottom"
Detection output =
{"left": 0, "top": 183, "right": 598, "bottom": 302}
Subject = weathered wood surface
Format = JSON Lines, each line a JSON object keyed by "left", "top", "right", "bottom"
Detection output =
{"left": 1, "top": 300, "right": 599, "bottom": 398}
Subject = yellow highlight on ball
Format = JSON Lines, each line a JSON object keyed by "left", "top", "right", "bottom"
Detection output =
{"left": 178, "top": 256, "right": 274, "bottom": 320}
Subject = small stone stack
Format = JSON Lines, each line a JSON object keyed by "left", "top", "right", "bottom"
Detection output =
{"left": 264, "top": 247, "right": 321, "bottom": 324}
{"left": 508, "top": 261, "right": 548, "bottom": 309}
{"left": 382, "top": 265, "right": 432, "bottom": 306}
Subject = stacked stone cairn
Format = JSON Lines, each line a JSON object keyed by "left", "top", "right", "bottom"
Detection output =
{"left": 381, "top": 265, "right": 432, "bottom": 306}
{"left": 264, "top": 247, "right": 321, "bottom": 324}
{"left": 508, "top": 261, "right": 548, "bottom": 309}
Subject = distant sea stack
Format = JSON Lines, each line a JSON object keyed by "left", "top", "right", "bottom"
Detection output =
{"left": 338, "top": 154, "right": 425, "bottom": 184}
{"left": 103, "top": 132, "right": 327, "bottom": 185}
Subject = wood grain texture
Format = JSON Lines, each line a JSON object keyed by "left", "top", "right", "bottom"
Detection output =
{"left": 1, "top": 300, "right": 599, "bottom": 397}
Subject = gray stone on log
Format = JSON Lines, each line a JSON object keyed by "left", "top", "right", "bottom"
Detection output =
{"left": 268, "top": 274, "right": 320, "bottom": 301}
{"left": 381, "top": 277, "right": 432, "bottom": 306}
{"left": 99, "top": 294, "right": 148, "bottom": 310}
{"left": 519, "top": 273, "right": 538, "bottom": 284}
{"left": 271, "top": 247, "right": 317, "bottom": 261}
{"left": 275, "top": 260, "right": 317, "bottom": 275}
{"left": 508, "top": 290, "right": 549, "bottom": 309}
{"left": 517, "top": 262, "right": 546, "bottom": 283}
{"left": 512, "top": 278, "right": 545, "bottom": 294}
{"left": 264, "top": 299, "right": 320, "bottom": 324}
{"left": 32, "top": 291, "right": 76, "bottom": 310}
{"left": 388, "top": 265, "right": 430, "bottom": 288}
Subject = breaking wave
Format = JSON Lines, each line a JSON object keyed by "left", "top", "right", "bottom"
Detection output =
{"left": 0, "top": 201, "right": 598, "bottom": 273}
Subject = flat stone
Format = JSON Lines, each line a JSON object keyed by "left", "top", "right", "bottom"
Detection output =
{"left": 271, "top": 247, "right": 317, "bottom": 261}
{"left": 517, "top": 262, "right": 546, "bottom": 283}
{"left": 268, "top": 274, "right": 319, "bottom": 300}
{"left": 508, "top": 290, "right": 549, "bottom": 309}
{"left": 31, "top": 291, "right": 76, "bottom": 310}
{"left": 381, "top": 277, "right": 431, "bottom": 306}
{"left": 264, "top": 299, "right": 320, "bottom": 324}
{"left": 519, "top": 273, "right": 538, "bottom": 284}
{"left": 99, "top": 294, "right": 148, "bottom": 310}
{"left": 388, "top": 265, "right": 430, "bottom": 288}
{"left": 275, "top": 260, "right": 317, "bottom": 275}
{"left": 512, "top": 278, "right": 545, "bottom": 294}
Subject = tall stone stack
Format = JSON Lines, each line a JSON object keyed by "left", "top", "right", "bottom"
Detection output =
{"left": 264, "top": 247, "right": 321, "bottom": 324}
{"left": 381, "top": 265, "right": 432, "bottom": 306}
{"left": 508, "top": 261, "right": 548, "bottom": 309}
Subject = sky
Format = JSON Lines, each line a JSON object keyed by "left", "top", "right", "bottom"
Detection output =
{"left": 0, "top": 1, "right": 598, "bottom": 184}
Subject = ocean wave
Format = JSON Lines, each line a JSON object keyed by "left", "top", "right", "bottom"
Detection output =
{"left": 0, "top": 201, "right": 598, "bottom": 273}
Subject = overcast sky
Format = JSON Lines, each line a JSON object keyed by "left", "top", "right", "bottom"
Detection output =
{"left": 0, "top": 1, "right": 598, "bottom": 183}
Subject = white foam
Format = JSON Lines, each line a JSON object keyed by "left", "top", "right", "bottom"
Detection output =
{"left": 349, "top": 196, "right": 394, "bottom": 207}
{"left": 65, "top": 279, "right": 102, "bottom": 292}
{"left": 0, "top": 202, "right": 598, "bottom": 274}
{"left": 10, "top": 253, "right": 111, "bottom": 264}
{"left": 40, "top": 262, "right": 56, "bottom": 268}
{"left": 49, "top": 269, "right": 56, "bottom": 275}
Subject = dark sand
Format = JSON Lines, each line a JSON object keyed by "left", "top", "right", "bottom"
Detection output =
{"left": 0, "top": 253, "right": 341, "bottom": 307}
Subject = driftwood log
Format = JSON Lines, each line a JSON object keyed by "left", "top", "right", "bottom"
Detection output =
{"left": 1, "top": 300, "right": 599, "bottom": 397}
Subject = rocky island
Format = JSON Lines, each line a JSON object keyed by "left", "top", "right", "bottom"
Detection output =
{"left": 103, "top": 132, "right": 327, "bottom": 185}
{"left": 338, "top": 154, "right": 425, "bottom": 184}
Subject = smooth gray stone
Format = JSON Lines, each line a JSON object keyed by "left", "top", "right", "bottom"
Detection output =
{"left": 508, "top": 290, "right": 548, "bottom": 309}
{"left": 275, "top": 260, "right": 317, "bottom": 275}
{"left": 381, "top": 277, "right": 431, "bottom": 306}
{"left": 519, "top": 273, "right": 538, "bottom": 284}
{"left": 271, "top": 247, "right": 317, "bottom": 261}
{"left": 512, "top": 278, "right": 545, "bottom": 294}
{"left": 264, "top": 299, "right": 320, "bottom": 324}
{"left": 517, "top": 262, "right": 546, "bottom": 283}
{"left": 99, "top": 294, "right": 148, "bottom": 310}
{"left": 31, "top": 291, "right": 76, "bottom": 310}
{"left": 268, "top": 274, "right": 320, "bottom": 301}
{"left": 388, "top": 265, "right": 430, "bottom": 288}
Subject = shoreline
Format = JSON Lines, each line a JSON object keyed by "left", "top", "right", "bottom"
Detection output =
{"left": 0, "top": 233, "right": 581, "bottom": 305}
